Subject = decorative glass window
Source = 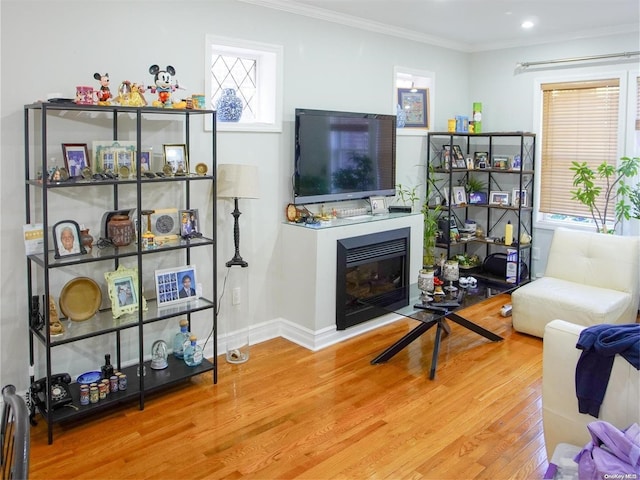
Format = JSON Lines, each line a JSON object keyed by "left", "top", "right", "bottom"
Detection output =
{"left": 205, "top": 35, "right": 283, "bottom": 132}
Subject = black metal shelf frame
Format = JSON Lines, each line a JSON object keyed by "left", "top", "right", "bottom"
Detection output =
{"left": 24, "top": 103, "right": 218, "bottom": 443}
{"left": 426, "top": 132, "right": 536, "bottom": 286}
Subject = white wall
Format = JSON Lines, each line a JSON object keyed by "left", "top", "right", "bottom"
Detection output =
{"left": 1, "top": 0, "right": 637, "bottom": 390}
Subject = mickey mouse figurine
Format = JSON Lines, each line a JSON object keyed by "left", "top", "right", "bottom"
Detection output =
{"left": 149, "top": 64, "right": 176, "bottom": 108}
{"left": 93, "top": 72, "right": 112, "bottom": 105}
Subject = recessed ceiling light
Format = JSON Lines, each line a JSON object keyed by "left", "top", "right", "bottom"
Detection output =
{"left": 521, "top": 20, "right": 534, "bottom": 29}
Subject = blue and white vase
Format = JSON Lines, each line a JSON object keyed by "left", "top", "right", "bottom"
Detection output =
{"left": 396, "top": 104, "right": 406, "bottom": 128}
{"left": 216, "top": 88, "right": 243, "bottom": 122}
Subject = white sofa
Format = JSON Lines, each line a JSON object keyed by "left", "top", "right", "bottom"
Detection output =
{"left": 512, "top": 227, "right": 639, "bottom": 338}
{"left": 542, "top": 319, "right": 640, "bottom": 459}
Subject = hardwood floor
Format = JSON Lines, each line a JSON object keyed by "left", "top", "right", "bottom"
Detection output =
{"left": 29, "top": 294, "right": 548, "bottom": 479}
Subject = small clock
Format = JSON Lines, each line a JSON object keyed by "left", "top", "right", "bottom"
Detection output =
{"left": 286, "top": 203, "right": 298, "bottom": 222}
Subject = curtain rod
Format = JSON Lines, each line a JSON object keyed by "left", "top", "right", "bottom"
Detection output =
{"left": 517, "top": 51, "right": 640, "bottom": 69}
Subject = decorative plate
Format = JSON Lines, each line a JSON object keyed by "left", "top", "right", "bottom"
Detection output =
{"left": 77, "top": 370, "right": 101, "bottom": 384}
{"left": 59, "top": 277, "right": 102, "bottom": 321}
{"left": 195, "top": 162, "right": 208, "bottom": 176}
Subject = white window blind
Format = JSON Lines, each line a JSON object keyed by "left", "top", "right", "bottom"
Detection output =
{"left": 636, "top": 76, "right": 640, "bottom": 130}
{"left": 540, "top": 79, "right": 620, "bottom": 218}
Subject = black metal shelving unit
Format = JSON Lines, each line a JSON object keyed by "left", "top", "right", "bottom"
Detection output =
{"left": 426, "top": 131, "right": 536, "bottom": 287}
{"left": 24, "top": 102, "right": 217, "bottom": 443}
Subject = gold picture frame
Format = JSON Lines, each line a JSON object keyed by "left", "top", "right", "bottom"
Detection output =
{"left": 104, "top": 265, "right": 146, "bottom": 319}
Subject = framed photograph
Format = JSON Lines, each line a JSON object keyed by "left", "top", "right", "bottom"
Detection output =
{"left": 53, "top": 220, "right": 86, "bottom": 259}
{"left": 93, "top": 140, "right": 136, "bottom": 173}
{"left": 469, "top": 191, "right": 488, "bottom": 205}
{"left": 369, "top": 196, "right": 388, "bottom": 215}
{"left": 451, "top": 145, "right": 466, "bottom": 168}
{"left": 452, "top": 186, "right": 467, "bottom": 205}
{"left": 104, "top": 265, "right": 146, "bottom": 319}
{"left": 442, "top": 145, "right": 451, "bottom": 170}
{"left": 474, "top": 151, "right": 488, "bottom": 169}
{"left": 179, "top": 209, "right": 201, "bottom": 238}
{"left": 489, "top": 191, "right": 510, "bottom": 206}
{"left": 61, "top": 143, "right": 90, "bottom": 177}
{"left": 512, "top": 189, "right": 528, "bottom": 207}
{"left": 155, "top": 265, "right": 198, "bottom": 306}
{"left": 492, "top": 156, "right": 509, "bottom": 170}
{"left": 511, "top": 154, "right": 522, "bottom": 170}
{"left": 397, "top": 88, "right": 429, "bottom": 128}
{"left": 163, "top": 144, "right": 188, "bottom": 174}
{"left": 139, "top": 150, "right": 151, "bottom": 172}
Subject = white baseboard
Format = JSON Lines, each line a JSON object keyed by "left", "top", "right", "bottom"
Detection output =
{"left": 205, "top": 312, "right": 404, "bottom": 358}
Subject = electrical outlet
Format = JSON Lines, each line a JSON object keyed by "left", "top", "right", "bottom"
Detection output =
{"left": 232, "top": 287, "right": 241, "bottom": 305}
{"left": 532, "top": 247, "right": 540, "bottom": 260}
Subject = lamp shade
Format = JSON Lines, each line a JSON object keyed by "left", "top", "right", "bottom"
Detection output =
{"left": 217, "top": 164, "right": 260, "bottom": 199}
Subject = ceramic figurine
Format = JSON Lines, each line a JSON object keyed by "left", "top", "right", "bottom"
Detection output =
{"left": 149, "top": 64, "right": 176, "bottom": 108}
{"left": 94, "top": 72, "right": 112, "bottom": 105}
{"left": 115, "top": 80, "right": 147, "bottom": 107}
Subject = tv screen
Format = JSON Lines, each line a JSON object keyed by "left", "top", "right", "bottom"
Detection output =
{"left": 294, "top": 108, "right": 396, "bottom": 205}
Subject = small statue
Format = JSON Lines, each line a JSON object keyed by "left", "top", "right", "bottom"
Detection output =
{"left": 94, "top": 72, "right": 112, "bottom": 105}
{"left": 149, "top": 64, "right": 176, "bottom": 108}
{"left": 115, "top": 80, "right": 147, "bottom": 107}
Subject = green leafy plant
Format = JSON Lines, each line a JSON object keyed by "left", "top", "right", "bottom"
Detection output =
{"left": 462, "top": 175, "right": 486, "bottom": 193}
{"left": 570, "top": 156, "right": 640, "bottom": 233}
{"left": 395, "top": 183, "right": 420, "bottom": 208}
{"left": 421, "top": 203, "right": 441, "bottom": 268}
{"left": 630, "top": 183, "right": 640, "bottom": 220}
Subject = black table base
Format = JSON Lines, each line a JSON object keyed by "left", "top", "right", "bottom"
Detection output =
{"left": 370, "top": 308, "right": 503, "bottom": 380}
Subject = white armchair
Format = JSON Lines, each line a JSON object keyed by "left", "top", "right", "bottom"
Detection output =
{"left": 512, "top": 227, "right": 639, "bottom": 338}
{"left": 542, "top": 320, "right": 640, "bottom": 459}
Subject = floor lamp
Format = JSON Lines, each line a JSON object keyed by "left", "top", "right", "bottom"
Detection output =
{"left": 217, "top": 164, "right": 259, "bottom": 364}
{"left": 217, "top": 164, "right": 260, "bottom": 267}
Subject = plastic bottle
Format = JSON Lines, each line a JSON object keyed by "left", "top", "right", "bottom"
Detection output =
{"left": 183, "top": 335, "right": 203, "bottom": 367}
{"left": 172, "top": 319, "right": 191, "bottom": 359}
{"left": 505, "top": 220, "right": 513, "bottom": 246}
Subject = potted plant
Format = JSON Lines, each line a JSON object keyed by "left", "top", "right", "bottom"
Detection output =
{"left": 463, "top": 175, "right": 486, "bottom": 195}
{"left": 570, "top": 156, "right": 640, "bottom": 233}
{"left": 421, "top": 202, "right": 441, "bottom": 268}
{"left": 395, "top": 183, "right": 420, "bottom": 211}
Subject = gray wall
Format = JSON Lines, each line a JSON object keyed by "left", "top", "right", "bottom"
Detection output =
{"left": 1, "top": 0, "right": 637, "bottom": 390}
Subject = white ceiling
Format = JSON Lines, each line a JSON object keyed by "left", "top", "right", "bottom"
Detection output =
{"left": 241, "top": 0, "right": 640, "bottom": 52}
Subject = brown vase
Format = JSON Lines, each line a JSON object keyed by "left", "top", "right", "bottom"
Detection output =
{"left": 107, "top": 215, "right": 134, "bottom": 247}
{"left": 80, "top": 228, "right": 93, "bottom": 251}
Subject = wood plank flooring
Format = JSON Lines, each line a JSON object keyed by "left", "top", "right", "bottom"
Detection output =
{"left": 28, "top": 293, "right": 549, "bottom": 479}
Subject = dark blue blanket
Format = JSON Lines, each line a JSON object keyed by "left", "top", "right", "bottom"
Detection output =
{"left": 575, "top": 323, "right": 640, "bottom": 418}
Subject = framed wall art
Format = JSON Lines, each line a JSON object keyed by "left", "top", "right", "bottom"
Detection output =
{"left": 61, "top": 143, "right": 90, "bottom": 177}
{"left": 397, "top": 88, "right": 429, "bottom": 128}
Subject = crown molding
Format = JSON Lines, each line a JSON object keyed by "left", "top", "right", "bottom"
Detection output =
{"left": 238, "top": 0, "right": 472, "bottom": 52}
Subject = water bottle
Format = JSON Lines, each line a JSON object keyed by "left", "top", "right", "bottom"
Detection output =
{"left": 183, "top": 335, "right": 203, "bottom": 367}
{"left": 172, "top": 319, "right": 190, "bottom": 359}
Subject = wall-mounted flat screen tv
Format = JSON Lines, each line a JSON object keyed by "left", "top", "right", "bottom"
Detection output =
{"left": 294, "top": 108, "right": 396, "bottom": 205}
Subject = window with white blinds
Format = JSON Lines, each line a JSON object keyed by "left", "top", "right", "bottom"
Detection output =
{"left": 636, "top": 76, "right": 640, "bottom": 131}
{"left": 539, "top": 79, "right": 620, "bottom": 219}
